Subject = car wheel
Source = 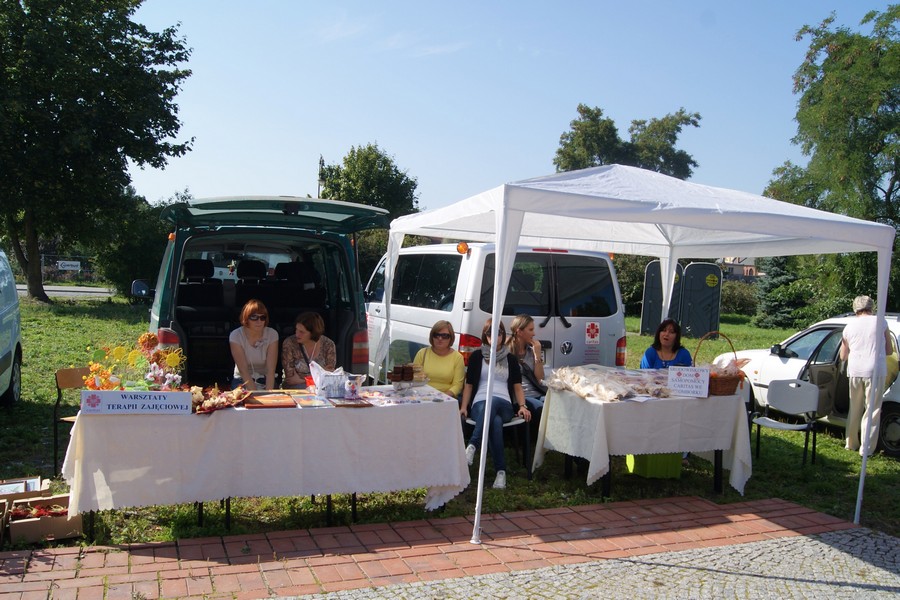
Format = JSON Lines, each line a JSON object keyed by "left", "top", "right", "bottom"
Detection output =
{"left": 0, "top": 351, "right": 21, "bottom": 405}
{"left": 878, "top": 402, "right": 900, "bottom": 457}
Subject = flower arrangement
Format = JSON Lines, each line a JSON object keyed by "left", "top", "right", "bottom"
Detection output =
{"left": 84, "top": 333, "right": 187, "bottom": 391}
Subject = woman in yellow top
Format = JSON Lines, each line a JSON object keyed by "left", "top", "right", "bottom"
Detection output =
{"left": 413, "top": 320, "right": 465, "bottom": 398}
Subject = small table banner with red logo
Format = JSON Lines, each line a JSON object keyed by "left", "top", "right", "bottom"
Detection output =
{"left": 667, "top": 367, "right": 710, "bottom": 398}
{"left": 80, "top": 390, "right": 192, "bottom": 415}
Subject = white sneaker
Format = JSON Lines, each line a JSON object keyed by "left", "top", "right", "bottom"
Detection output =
{"left": 493, "top": 470, "right": 506, "bottom": 489}
{"left": 465, "top": 444, "right": 476, "bottom": 466}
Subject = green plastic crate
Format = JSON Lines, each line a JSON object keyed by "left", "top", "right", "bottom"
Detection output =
{"left": 626, "top": 453, "right": 682, "bottom": 479}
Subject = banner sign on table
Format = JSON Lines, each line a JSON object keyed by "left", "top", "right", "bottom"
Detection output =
{"left": 80, "top": 390, "right": 192, "bottom": 415}
{"left": 668, "top": 367, "right": 710, "bottom": 397}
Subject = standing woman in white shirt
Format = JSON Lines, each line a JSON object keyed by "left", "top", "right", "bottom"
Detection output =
{"left": 840, "top": 295, "right": 892, "bottom": 456}
{"left": 229, "top": 299, "right": 279, "bottom": 390}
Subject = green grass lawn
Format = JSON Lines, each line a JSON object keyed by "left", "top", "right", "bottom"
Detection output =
{"left": 2, "top": 298, "right": 898, "bottom": 548}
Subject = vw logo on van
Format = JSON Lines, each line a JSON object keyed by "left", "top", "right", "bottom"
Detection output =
{"left": 560, "top": 341, "right": 573, "bottom": 355}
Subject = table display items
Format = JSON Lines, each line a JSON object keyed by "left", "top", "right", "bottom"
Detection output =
{"left": 80, "top": 333, "right": 251, "bottom": 414}
{"left": 386, "top": 362, "right": 428, "bottom": 390}
{"left": 84, "top": 332, "right": 187, "bottom": 392}
{"left": 189, "top": 385, "right": 248, "bottom": 413}
{"left": 549, "top": 358, "right": 747, "bottom": 403}
{"left": 360, "top": 385, "right": 452, "bottom": 405}
{"left": 309, "top": 361, "right": 367, "bottom": 399}
{"left": 547, "top": 365, "right": 672, "bottom": 402}
{"left": 242, "top": 391, "right": 297, "bottom": 409}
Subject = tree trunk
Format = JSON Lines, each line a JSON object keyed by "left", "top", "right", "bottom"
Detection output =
{"left": 14, "top": 207, "right": 51, "bottom": 303}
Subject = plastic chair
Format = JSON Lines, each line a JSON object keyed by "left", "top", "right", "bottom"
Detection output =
{"left": 465, "top": 415, "right": 532, "bottom": 480}
{"left": 54, "top": 367, "right": 91, "bottom": 476}
{"left": 752, "top": 379, "right": 820, "bottom": 466}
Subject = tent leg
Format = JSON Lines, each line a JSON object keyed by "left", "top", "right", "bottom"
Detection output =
{"left": 600, "top": 471, "right": 611, "bottom": 498}
{"left": 714, "top": 450, "right": 723, "bottom": 494}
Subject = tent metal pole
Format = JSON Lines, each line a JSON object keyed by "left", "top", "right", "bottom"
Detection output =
{"left": 470, "top": 337, "right": 499, "bottom": 545}
{"left": 854, "top": 253, "right": 892, "bottom": 524}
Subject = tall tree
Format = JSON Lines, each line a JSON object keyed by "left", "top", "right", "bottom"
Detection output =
{"left": 554, "top": 104, "right": 701, "bottom": 179}
{"left": 91, "top": 187, "right": 182, "bottom": 295}
{"left": 554, "top": 104, "right": 701, "bottom": 314}
{"left": 320, "top": 143, "right": 419, "bottom": 220}
{"left": 766, "top": 5, "right": 900, "bottom": 315}
{"left": 0, "top": 0, "right": 192, "bottom": 301}
{"left": 320, "top": 143, "right": 419, "bottom": 278}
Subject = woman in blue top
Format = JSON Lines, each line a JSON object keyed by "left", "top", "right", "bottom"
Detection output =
{"left": 641, "top": 318, "right": 693, "bottom": 467}
{"left": 640, "top": 319, "right": 692, "bottom": 369}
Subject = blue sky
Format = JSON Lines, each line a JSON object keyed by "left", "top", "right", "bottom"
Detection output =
{"left": 129, "top": 1, "right": 890, "bottom": 211}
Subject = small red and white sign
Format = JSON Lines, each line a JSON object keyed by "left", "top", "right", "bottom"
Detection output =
{"left": 668, "top": 367, "right": 710, "bottom": 397}
{"left": 585, "top": 322, "right": 600, "bottom": 345}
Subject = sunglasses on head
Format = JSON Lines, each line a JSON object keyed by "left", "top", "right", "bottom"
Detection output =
{"left": 433, "top": 333, "right": 452, "bottom": 340}
{"left": 248, "top": 314, "right": 267, "bottom": 321}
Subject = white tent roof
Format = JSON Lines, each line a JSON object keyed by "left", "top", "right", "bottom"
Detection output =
{"left": 379, "top": 164, "right": 895, "bottom": 536}
{"left": 389, "top": 164, "right": 895, "bottom": 259}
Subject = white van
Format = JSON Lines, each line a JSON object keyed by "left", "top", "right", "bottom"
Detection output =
{"left": 364, "top": 243, "right": 626, "bottom": 381}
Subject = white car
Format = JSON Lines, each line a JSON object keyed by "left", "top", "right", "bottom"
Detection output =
{"left": 717, "top": 314, "right": 900, "bottom": 457}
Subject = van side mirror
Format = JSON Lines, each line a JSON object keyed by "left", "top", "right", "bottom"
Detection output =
{"left": 131, "top": 279, "right": 154, "bottom": 300}
{"left": 770, "top": 343, "right": 783, "bottom": 356}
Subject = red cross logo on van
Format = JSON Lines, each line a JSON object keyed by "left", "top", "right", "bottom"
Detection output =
{"left": 585, "top": 322, "right": 600, "bottom": 344}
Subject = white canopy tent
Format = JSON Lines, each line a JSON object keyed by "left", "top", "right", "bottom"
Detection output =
{"left": 375, "top": 164, "right": 895, "bottom": 539}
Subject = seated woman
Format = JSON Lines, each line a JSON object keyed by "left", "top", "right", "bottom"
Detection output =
{"left": 640, "top": 318, "right": 693, "bottom": 369}
{"left": 459, "top": 319, "right": 531, "bottom": 490}
{"left": 641, "top": 318, "right": 692, "bottom": 466}
{"left": 508, "top": 314, "right": 547, "bottom": 415}
{"left": 230, "top": 299, "right": 278, "bottom": 390}
{"left": 282, "top": 311, "right": 336, "bottom": 389}
{"left": 413, "top": 320, "right": 465, "bottom": 398}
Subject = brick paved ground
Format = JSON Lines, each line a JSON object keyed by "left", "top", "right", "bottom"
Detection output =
{"left": 0, "top": 497, "right": 859, "bottom": 599}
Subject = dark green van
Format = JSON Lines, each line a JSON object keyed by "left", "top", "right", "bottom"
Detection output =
{"left": 132, "top": 197, "right": 389, "bottom": 387}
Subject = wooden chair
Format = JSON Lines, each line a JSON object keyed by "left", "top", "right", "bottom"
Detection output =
{"left": 54, "top": 367, "right": 90, "bottom": 476}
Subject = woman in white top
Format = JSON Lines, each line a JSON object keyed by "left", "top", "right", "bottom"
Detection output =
{"left": 459, "top": 319, "right": 530, "bottom": 490}
{"left": 229, "top": 299, "right": 278, "bottom": 390}
{"left": 839, "top": 295, "right": 892, "bottom": 456}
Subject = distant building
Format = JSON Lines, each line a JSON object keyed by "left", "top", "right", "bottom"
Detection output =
{"left": 720, "top": 257, "right": 758, "bottom": 282}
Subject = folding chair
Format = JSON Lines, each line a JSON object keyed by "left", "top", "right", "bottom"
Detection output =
{"left": 752, "top": 379, "right": 820, "bottom": 466}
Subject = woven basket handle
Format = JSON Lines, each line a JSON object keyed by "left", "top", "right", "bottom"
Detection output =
{"left": 693, "top": 331, "right": 737, "bottom": 366}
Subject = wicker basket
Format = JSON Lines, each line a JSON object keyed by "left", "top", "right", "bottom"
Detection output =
{"left": 693, "top": 331, "right": 742, "bottom": 396}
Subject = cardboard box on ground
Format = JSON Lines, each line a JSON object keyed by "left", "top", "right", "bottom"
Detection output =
{"left": 7, "top": 493, "right": 82, "bottom": 545}
{"left": 0, "top": 476, "right": 74, "bottom": 546}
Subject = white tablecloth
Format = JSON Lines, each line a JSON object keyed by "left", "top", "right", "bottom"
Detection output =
{"left": 532, "top": 389, "right": 752, "bottom": 494}
{"left": 62, "top": 389, "right": 469, "bottom": 514}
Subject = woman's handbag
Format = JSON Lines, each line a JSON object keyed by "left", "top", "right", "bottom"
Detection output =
{"left": 521, "top": 361, "right": 547, "bottom": 395}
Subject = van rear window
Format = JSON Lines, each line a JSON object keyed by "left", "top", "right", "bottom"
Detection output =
{"left": 481, "top": 253, "right": 617, "bottom": 318}
{"left": 555, "top": 254, "right": 617, "bottom": 318}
